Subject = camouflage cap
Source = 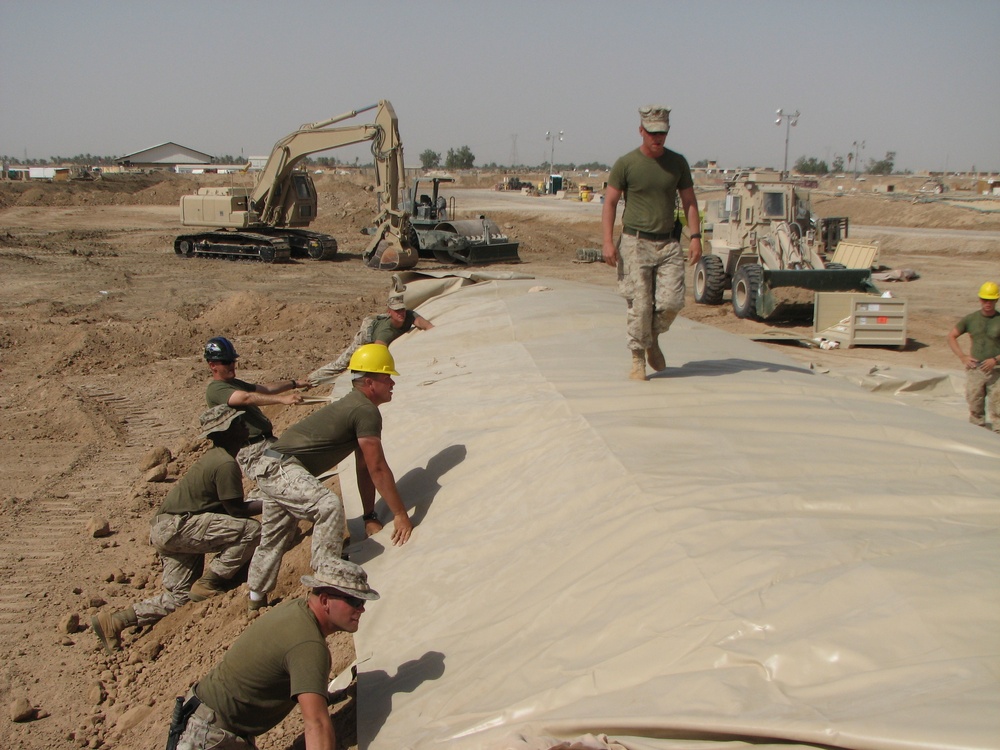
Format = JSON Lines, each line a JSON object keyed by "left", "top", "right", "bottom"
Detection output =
{"left": 639, "top": 105, "right": 671, "bottom": 133}
{"left": 301, "top": 560, "right": 380, "bottom": 601}
{"left": 198, "top": 404, "right": 243, "bottom": 439}
{"left": 387, "top": 294, "right": 406, "bottom": 311}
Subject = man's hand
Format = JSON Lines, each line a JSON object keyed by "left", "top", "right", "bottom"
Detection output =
{"left": 281, "top": 391, "right": 305, "bottom": 405}
{"left": 602, "top": 240, "right": 619, "bottom": 267}
{"left": 390, "top": 512, "right": 413, "bottom": 546}
{"left": 688, "top": 237, "right": 703, "bottom": 265}
{"left": 977, "top": 357, "right": 997, "bottom": 373}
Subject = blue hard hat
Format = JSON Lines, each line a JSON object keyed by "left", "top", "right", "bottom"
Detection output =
{"left": 204, "top": 336, "right": 239, "bottom": 362}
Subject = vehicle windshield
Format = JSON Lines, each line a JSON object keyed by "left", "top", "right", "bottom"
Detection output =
{"left": 762, "top": 192, "right": 785, "bottom": 218}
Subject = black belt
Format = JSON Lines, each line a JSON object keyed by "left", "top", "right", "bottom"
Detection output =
{"left": 246, "top": 434, "right": 273, "bottom": 446}
{"left": 622, "top": 226, "right": 674, "bottom": 241}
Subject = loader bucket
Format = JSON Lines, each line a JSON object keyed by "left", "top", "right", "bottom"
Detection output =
{"left": 757, "top": 268, "right": 878, "bottom": 319}
{"left": 763, "top": 268, "right": 877, "bottom": 294}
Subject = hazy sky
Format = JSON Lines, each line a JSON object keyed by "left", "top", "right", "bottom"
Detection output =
{"left": 3, "top": 0, "right": 998, "bottom": 173}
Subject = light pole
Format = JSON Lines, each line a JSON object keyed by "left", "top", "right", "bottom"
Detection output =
{"left": 545, "top": 129, "right": 563, "bottom": 185}
{"left": 852, "top": 140, "right": 866, "bottom": 180}
{"left": 775, "top": 109, "right": 799, "bottom": 176}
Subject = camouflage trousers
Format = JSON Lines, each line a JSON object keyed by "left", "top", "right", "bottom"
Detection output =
{"left": 246, "top": 453, "right": 346, "bottom": 595}
{"left": 176, "top": 694, "right": 255, "bottom": 750}
{"left": 306, "top": 314, "right": 383, "bottom": 388}
{"left": 617, "top": 234, "right": 685, "bottom": 352}
{"left": 133, "top": 512, "right": 261, "bottom": 627}
{"left": 965, "top": 366, "right": 1000, "bottom": 431}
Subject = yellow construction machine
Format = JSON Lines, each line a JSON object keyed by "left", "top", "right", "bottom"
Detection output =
{"left": 174, "top": 100, "right": 417, "bottom": 270}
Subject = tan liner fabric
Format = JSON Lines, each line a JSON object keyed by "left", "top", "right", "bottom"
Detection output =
{"left": 337, "top": 277, "right": 999, "bottom": 750}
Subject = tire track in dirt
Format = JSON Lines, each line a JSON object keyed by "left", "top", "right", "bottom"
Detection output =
{"left": 0, "top": 384, "right": 185, "bottom": 633}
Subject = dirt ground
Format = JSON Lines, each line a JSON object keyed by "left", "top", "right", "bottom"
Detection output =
{"left": 0, "top": 172, "right": 997, "bottom": 750}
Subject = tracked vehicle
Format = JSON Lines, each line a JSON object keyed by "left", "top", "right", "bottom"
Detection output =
{"left": 694, "top": 171, "right": 877, "bottom": 320}
{"left": 174, "top": 100, "right": 417, "bottom": 270}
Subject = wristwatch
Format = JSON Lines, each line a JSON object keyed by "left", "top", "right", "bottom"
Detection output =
{"left": 690, "top": 233, "right": 702, "bottom": 240}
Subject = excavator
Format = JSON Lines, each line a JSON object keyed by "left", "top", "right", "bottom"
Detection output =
{"left": 173, "top": 100, "right": 417, "bottom": 270}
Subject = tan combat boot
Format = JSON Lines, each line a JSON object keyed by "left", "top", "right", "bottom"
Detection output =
{"left": 248, "top": 594, "right": 269, "bottom": 614}
{"left": 189, "top": 570, "right": 229, "bottom": 602}
{"left": 646, "top": 342, "right": 666, "bottom": 372}
{"left": 629, "top": 351, "right": 647, "bottom": 381}
{"left": 92, "top": 607, "right": 138, "bottom": 654}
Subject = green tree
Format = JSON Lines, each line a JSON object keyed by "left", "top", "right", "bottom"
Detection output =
{"left": 793, "top": 156, "right": 829, "bottom": 176}
{"left": 444, "top": 146, "right": 475, "bottom": 170}
{"left": 831, "top": 155, "right": 845, "bottom": 173}
{"left": 419, "top": 149, "right": 441, "bottom": 169}
{"left": 867, "top": 151, "right": 896, "bottom": 175}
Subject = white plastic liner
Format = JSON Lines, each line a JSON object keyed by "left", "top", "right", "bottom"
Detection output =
{"left": 339, "top": 277, "right": 1000, "bottom": 750}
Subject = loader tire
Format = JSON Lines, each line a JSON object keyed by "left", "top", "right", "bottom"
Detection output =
{"left": 732, "top": 264, "right": 764, "bottom": 320}
{"left": 693, "top": 255, "right": 726, "bottom": 305}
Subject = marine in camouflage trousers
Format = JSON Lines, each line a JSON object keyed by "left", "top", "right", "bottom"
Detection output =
{"left": 306, "top": 314, "right": 382, "bottom": 388}
{"left": 965, "top": 366, "right": 1000, "bottom": 431}
{"left": 176, "top": 692, "right": 254, "bottom": 750}
{"left": 133, "top": 512, "right": 260, "bottom": 626}
{"left": 244, "top": 451, "right": 347, "bottom": 595}
{"left": 616, "top": 234, "right": 686, "bottom": 352}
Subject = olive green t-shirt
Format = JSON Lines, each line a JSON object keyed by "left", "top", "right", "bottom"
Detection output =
{"left": 206, "top": 378, "right": 274, "bottom": 442}
{"left": 370, "top": 311, "right": 416, "bottom": 345}
{"left": 271, "top": 388, "right": 382, "bottom": 476}
{"left": 608, "top": 147, "right": 694, "bottom": 234}
{"left": 195, "top": 598, "right": 330, "bottom": 737}
{"left": 956, "top": 310, "right": 1000, "bottom": 361}
{"left": 158, "top": 446, "right": 242, "bottom": 515}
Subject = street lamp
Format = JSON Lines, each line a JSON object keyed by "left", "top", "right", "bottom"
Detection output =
{"left": 852, "top": 140, "right": 866, "bottom": 180}
{"left": 545, "top": 129, "right": 563, "bottom": 178}
{"left": 775, "top": 109, "right": 799, "bottom": 176}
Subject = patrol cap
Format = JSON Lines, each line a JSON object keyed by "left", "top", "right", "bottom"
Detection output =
{"left": 301, "top": 560, "right": 380, "bottom": 601}
{"left": 198, "top": 404, "right": 243, "bottom": 439}
{"left": 387, "top": 294, "right": 406, "bottom": 311}
{"left": 639, "top": 105, "right": 671, "bottom": 133}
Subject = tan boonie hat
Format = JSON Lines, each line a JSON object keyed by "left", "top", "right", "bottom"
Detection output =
{"left": 639, "top": 105, "right": 670, "bottom": 133}
{"left": 387, "top": 294, "right": 406, "bottom": 311}
{"left": 301, "top": 560, "right": 380, "bottom": 601}
{"left": 198, "top": 404, "right": 243, "bottom": 439}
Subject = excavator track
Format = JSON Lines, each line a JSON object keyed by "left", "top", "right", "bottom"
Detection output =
{"left": 283, "top": 229, "right": 339, "bottom": 260}
{"left": 174, "top": 231, "right": 292, "bottom": 263}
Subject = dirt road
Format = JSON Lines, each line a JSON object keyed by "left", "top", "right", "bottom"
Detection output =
{"left": 0, "top": 173, "right": 995, "bottom": 749}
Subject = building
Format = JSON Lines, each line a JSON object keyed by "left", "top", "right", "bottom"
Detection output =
{"left": 116, "top": 142, "right": 213, "bottom": 171}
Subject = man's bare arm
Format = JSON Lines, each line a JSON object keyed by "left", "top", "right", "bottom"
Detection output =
{"left": 679, "top": 186, "right": 702, "bottom": 265}
{"left": 601, "top": 185, "right": 623, "bottom": 267}
{"left": 357, "top": 436, "right": 413, "bottom": 545}
{"left": 297, "top": 692, "right": 335, "bottom": 750}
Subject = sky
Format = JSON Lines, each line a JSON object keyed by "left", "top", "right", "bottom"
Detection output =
{"left": 2, "top": 0, "right": 998, "bottom": 174}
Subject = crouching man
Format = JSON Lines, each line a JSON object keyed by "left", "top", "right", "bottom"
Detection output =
{"left": 92, "top": 406, "right": 261, "bottom": 654}
{"left": 170, "top": 560, "right": 379, "bottom": 750}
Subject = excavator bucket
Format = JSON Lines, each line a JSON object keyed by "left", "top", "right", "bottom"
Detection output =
{"left": 364, "top": 232, "right": 419, "bottom": 271}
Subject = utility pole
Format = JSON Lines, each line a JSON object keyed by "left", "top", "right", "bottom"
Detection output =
{"left": 544, "top": 130, "right": 564, "bottom": 194}
{"left": 545, "top": 130, "right": 563, "bottom": 175}
{"left": 775, "top": 109, "right": 799, "bottom": 177}
{"left": 852, "top": 140, "right": 866, "bottom": 180}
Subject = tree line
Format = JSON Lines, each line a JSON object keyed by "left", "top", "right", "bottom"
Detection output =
{"left": 792, "top": 151, "right": 899, "bottom": 176}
